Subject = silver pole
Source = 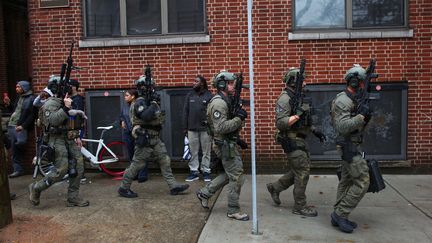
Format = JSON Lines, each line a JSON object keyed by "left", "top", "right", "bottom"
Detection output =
{"left": 247, "top": 0, "right": 259, "bottom": 235}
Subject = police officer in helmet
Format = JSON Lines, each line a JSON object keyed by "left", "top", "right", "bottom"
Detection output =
{"left": 196, "top": 71, "right": 249, "bottom": 221}
{"left": 330, "top": 64, "right": 372, "bottom": 233}
{"left": 29, "top": 75, "right": 89, "bottom": 207}
{"left": 118, "top": 72, "right": 189, "bottom": 197}
{"left": 266, "top": 67, "right": 326, "bottom": 217}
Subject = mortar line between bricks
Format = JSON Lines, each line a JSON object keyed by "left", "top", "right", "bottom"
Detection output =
{"left": 384, "top": 179, "right": 432, "bottom": 220}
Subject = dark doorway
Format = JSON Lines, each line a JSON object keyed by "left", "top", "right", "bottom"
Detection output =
{"left": 1, "top": 0, "right": 31, "bottom": 102}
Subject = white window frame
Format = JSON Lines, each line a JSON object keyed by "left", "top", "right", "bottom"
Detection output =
{"left": 290, "top": 0, "right": 413, "bottom": 40}
{"left": 81, "top": 0, "right": 209, "bottom": 47}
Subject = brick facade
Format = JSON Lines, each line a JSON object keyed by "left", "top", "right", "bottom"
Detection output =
{"left": 27, "top": 0, "right": 432, "bottom": 169}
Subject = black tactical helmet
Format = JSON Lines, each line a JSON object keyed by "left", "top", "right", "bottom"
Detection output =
{"left": 47, "top": 75, "right": 61, "bottom": 95}
{"left": 282, "top": 67, "right": 304, "bottom": 88}
{"left": 212, "top": 71, "right": 236, "bottom": 90}
{"left": 344, "top": 64, "right": 366, "bottom": 89}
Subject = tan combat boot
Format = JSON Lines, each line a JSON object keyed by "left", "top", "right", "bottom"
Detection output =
{"left": 28, "top": 182, "right": 41, "bottom": 206}
{"left": 67, "top": 197, "right": 90, "bottom": 207}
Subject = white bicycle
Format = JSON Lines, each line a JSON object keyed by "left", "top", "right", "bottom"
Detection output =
{"left": 81, "top": 125, "right": 128, "bottom": 177}
{"left": 33, "top": 125, "right": 128, "bottom": 178}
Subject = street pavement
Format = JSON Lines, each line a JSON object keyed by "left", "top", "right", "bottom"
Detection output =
{"left": 2, "top": 173, "right": 431, "bottom": 243}
{"left": 198, "top": 175, "right": 432, "bottom": 243}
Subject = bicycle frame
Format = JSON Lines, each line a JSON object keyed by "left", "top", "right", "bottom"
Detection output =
{"left": 80, "top": 126, "right": 119, "bottom": 165}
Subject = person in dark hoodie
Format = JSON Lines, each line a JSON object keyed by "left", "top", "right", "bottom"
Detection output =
{"left": 3, "top": 80, "right": 35, "bottom": 178}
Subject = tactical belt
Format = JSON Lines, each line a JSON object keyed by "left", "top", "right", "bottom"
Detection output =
{"left": 296, "top": 133, "right": 307, "bottom": 139}
{"left": 46, "top": 127, "right": 68, "bottom": 135}
{"left": 280, "top": 131, "right": 306, "bottom": 140}
{"left": 140, "top": 125, "right": 162, "bottom": 131}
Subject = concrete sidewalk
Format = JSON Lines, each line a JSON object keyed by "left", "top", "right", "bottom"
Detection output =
{"left": 198, "top": 175, "right": 432, "bottom": 243}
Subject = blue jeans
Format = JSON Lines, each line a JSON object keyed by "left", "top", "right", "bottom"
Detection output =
{"left": 7, "top": 126, "right": 28, "bottom": 173}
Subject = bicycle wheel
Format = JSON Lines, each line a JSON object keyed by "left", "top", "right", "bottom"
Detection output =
{"left": 37, "top": 151, "right": 55, "bottom": 177}
{"left": 98, "top": 141, "right": 129, "bottom": 177}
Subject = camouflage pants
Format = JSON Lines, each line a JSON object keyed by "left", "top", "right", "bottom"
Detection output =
{"left": 334, "top": 153, "right": 370, "bottom": 218}
{"left": 120, "top": 138, "right": 178, "bottom": 190}
{"left": 271, "top": 148, "right": 310, "bottom": 210}
{"left": 200, "top": 142, "right": 245, "bottom": 214}
{"left": 33, "top": 135, "right": 84, "bottom": 200}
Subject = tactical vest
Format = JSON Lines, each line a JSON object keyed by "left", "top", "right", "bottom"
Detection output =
{"left": 331, "top": 91, "right": 363, "bottom": 143}
{"left": 41, "top": 97, "right": 68, "bottom": 135}
{"left": 206, "top": 94, "right": 238, "bottom": 141}
{"left": 277, "top": 90, "right": 311, "bottom": 137}
{"left": 130, "top": 97, "right": 165, "bottom": 135}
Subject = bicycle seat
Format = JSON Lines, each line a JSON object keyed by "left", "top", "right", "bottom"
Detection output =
{"left": 97, "top": 126, "right": 113, "bottom": 130}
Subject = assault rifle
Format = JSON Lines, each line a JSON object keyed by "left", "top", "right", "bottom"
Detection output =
{"left": 137, "top": 64, "right": 159, "bottom": 106}
{"left": 291, "top": 58, "right": 306, "bottom": 115}
{"left": 230, "top": 72, "right": 249, "bottom": 117}
{"left": 230, "top": 72, "right": 249, "bottom": 149}
{"left": 356, "top": 58, "right": 379, "bottom": 113}
{"left": 58, "top": 41, "right": 75, "bottom": 97}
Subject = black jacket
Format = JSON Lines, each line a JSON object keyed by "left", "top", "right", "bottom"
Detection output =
{"left": 71, "top": 94, "right": 85, "bottom": 111}
{"left": 182, "top": 89, "right": 213, "bottom": 131}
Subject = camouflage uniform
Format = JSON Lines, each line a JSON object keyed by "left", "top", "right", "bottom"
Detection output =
{"left": 198, "top": 93, "right": 245, "bottom": 215}
{"left": 119, "top": 97, "right": 185, "bottom": 192}
{"left": 268, "top": 88, "right": 313, "bottom": 212}
{"left": 331, "top": 91, "right": 369, "bottom": 218}
{"left": 29, "top": 97, "right": 86, "bottom": 206}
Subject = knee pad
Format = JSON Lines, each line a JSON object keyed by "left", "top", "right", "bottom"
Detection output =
{"left": 44, "top": 177, "right": 54, "bottom": 186}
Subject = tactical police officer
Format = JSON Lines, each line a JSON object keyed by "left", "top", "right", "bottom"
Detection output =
{"left": 266, "top": 67, "right": 326, "bottom": 217}
{"left": 118, "top": 74, "right": 189, "bottom": 197}
{"left": 330, "top": 64, "right": 371, "bottom": 233}
{"left": 29, "top": 75, "right": 89, "bottom": 207}
{"left": 196, "top": 71, "right": 249, "bottom": 221}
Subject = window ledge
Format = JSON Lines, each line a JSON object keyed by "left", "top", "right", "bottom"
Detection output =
{"left": 79, "top": 34, "right": 210, "bottom": 48}
{"left": 288, "top": 29, "right": 413, "bottom": 40}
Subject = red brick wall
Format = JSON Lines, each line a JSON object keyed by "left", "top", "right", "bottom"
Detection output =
{"left": 28, "top": 0, "right": 432, "bottom": 168}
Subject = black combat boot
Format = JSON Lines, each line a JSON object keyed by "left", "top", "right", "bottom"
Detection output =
{"left": 266, "top": 183, "right": 281, "bottom": 205}
{"left": 331, "top": 216, "right": 358, "bottom": 229}
{"left": 331, "top": 212, "right": 354, "bottom": 233}
{"left": 118, "top": 187, "right": 138, "bottom": 198}
{"left": 170, "top": 184, "right": 190, "bottom": 195}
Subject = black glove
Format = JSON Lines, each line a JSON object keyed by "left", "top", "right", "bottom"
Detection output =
{"left": 358, "top": 103, "right": 372, "bottom": 122}
{"left": 235, "top": 109, "right": 248, "bottom": 121}
{"left": 150, "top": 92, "right": 160, "bottom": 102}
{"left": 312, "top": 130, "right": 327, "bottom": 143}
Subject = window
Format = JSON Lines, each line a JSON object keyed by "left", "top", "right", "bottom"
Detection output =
{"left": 85, "top": 0, "right": 206, "bottom": 38}
{"left": 85, "top": 0, "right": 121, "bottom": 37}
{"left": 294, "top": 0, "right": 407, "bottom": 30}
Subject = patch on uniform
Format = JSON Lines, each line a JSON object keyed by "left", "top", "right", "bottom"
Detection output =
{"left": 213, "top": 111, "right": 221, "bottom": 119}
{"left": 44, "top": 111, "right": 50, "bottom": 117}
{"left": 138, "top": 105, "right": 144, "bottom": 113}
{"left": 275, "top": 104, "right": 284, "bottom": 113}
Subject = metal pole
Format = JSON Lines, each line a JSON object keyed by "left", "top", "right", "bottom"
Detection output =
{"left": 247, "top": 0, "right": 259, "bottom": 235}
